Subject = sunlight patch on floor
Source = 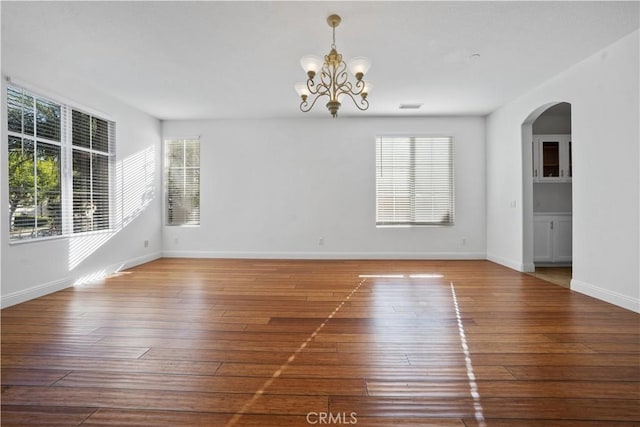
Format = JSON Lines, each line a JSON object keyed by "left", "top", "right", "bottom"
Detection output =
{"left": 450, "top": 281, "right": 486, "bottom": 427}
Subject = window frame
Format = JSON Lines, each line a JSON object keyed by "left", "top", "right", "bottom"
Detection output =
{"left": 6, "top": 84, "right": 116, "bottom": 244}
{"left": 164, "top": 138, "right": 201, "bottom": 227}
{"left": 375, "top": 135, "right": 455, "bottom": 227}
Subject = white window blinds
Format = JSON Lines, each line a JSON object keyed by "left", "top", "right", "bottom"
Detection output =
{"left": 166, "top": 139, "right": 200, "bottom": 226}
{"left": 72, "top": 110, "right": 114, "bottom": 233}
{"left": 376, "top": 136, "right": 454, "bottom": 226}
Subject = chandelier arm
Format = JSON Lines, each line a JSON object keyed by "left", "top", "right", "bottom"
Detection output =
{"left": 330, "top": 61, "right": 349, "bottom": 99}
{"left": 312, "top": 81, "right": 331, "bottom": 97}
{"left": 337, "top": 81, "right": 354, "bottom": 96}
{"left": 352, "top": 79, "right": 366, "bottom": 95}
{"left": 319, "top": 68, "right": 333, "bottom": 92}
{"left": 319, "top": 72, "right": 333, "bottom": 94}
{"left": 335, "top": 62, "right": 369, "bottom": 98}
{"left": 334, "top": 61, "right": 349, "bottom": 87}
{"left": 338, "top": 79, "right": 366, "bottom": 96}
{"left": 320, "top": 87, "right": 331, "bottom": 97}
{"left": 300, "top": 93, "right": 328, "bottom": 113}
{"left": 340, "top": 91, "right": 370, "bottom": 111}
{"left": 306, "top": 79, "right": 322, "bottom": 96}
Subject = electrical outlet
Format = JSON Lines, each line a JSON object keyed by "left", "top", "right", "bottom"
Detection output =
{"left": 144, "top": 240, "right": 149, "bottom": 248}
{"left": 318, "top": 237, "right": 325, "bottom": 246}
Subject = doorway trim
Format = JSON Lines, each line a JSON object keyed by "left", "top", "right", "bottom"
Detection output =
{"left": 521, "top": 101, "right": 571, "bottom": 273}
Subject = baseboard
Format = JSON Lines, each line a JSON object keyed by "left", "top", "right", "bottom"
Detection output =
{"left": 1, "top": 251, "right": 162, "bottom": 309}
{"left": 534, "top": 262, "right": 572, "bottom": 268}
{"left": 162, "top": 250, "right": 486, "bottom": 260}
{"left": 571, "top": 278, "right": 640, "bottom": 313}
{"left": 72, "top": 251, "right": 162, "bottom": 285}
{"left": 0, "top": 277, "right": 70, "bottom": 309}
{"left": 120, "top": 251, "right": 162, "bottom": 270}
{"left": 486, "top": 253, "right": 526, "bottom": 272}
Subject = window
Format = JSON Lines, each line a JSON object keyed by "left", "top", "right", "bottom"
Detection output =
{"left": 7, "top": 85, "right": 115, "bottom": 241}
{"left": 71, "top": 110, "right": 112, "bottom": 233}
{"left": 376, "top": 136, "right": 454, "bottom": 226}
{"left": 165, "top": 139, "right": 200, "bottom": 226}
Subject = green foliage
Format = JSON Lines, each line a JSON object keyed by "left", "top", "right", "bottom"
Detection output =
{"left": 8, "top": 148, "right": 35, "bottom": 209}
{"left": 8, "top": 144, "right": 61, "bottom": 231}
{"left": 8, "top": 86, "right": 62, "bottom": 233}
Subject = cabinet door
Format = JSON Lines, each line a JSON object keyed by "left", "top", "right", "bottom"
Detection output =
{"left": 533, "top": 217, "right": 553, "bottom": 262}
{"left": 552, "top": 217, "right": 572, "bottom": 262}
{"left": 541, "top": 140, "right": 561, "bottom": 178}
{"left": 534, "top": 135, "right": 572, "bottom": 182}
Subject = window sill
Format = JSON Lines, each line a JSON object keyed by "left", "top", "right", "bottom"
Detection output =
{"left": 9, "top": 228, "right": 114, "bottom": 245}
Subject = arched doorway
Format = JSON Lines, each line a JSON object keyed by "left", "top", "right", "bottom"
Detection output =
{"left": 522, "top": 102, "right": 572, "bottom": 286}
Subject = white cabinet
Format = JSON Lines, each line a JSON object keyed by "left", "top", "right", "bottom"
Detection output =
{"left": 533, "top": 214, "right": 572, "bottom": 264}
{"left": 533, "top": 135, "right": 572, "bottom": 182}
{"left": 533, "top": 217, "right": 553, "bottom": 262}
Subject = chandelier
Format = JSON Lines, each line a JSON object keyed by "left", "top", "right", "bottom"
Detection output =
{"left": 295, "top": 14, "right": 372, "bottom": 118}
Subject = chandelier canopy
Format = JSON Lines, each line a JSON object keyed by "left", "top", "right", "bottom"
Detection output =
{"left": 295, "top": 14, "right": 371, "bottom": 118}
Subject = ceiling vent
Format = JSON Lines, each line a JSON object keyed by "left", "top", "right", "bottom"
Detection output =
{"left": 399, "top": 103, "right": 423, "bottom": 110}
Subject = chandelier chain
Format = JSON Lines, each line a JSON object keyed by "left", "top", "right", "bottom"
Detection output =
{"left": 331, "top": 26, "right": 336, "bottom": 50}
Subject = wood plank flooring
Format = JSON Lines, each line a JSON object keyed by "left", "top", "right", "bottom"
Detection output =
{"left": 2, "top": 258, "right": 639, "bottom": 426}
{"left": 527, "top": 267, "right": 572, "bottom": 288}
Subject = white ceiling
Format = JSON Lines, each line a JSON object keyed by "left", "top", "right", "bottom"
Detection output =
{"left": 2, "top": 1, "right": 638, "bottom": 120}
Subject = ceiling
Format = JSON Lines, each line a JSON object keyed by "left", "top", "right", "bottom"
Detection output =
{"left": 2, "top": 1, "right": 638, "bottom": 121}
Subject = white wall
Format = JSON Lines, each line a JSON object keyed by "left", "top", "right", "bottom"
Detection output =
{"left": 486, "top": 30, "right": 639, "bottom": 312}
{"left": 533, "top": 183, "right": 572, "bottom": 213}
{"left": 162, "top": 116, "right": 486, "bottom": 259}
{"left": 1, "top": 72, "right": 163, "bottom": 307}
{"left": 533, "top": 116, "right": 571, "bottom": 134}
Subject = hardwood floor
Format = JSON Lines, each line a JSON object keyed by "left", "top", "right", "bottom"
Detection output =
{"left": 528, "top": 267, "right": 572, "bottom": 288}
{"left": 2, "top": 259, "right": 639, "bottom": 426}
